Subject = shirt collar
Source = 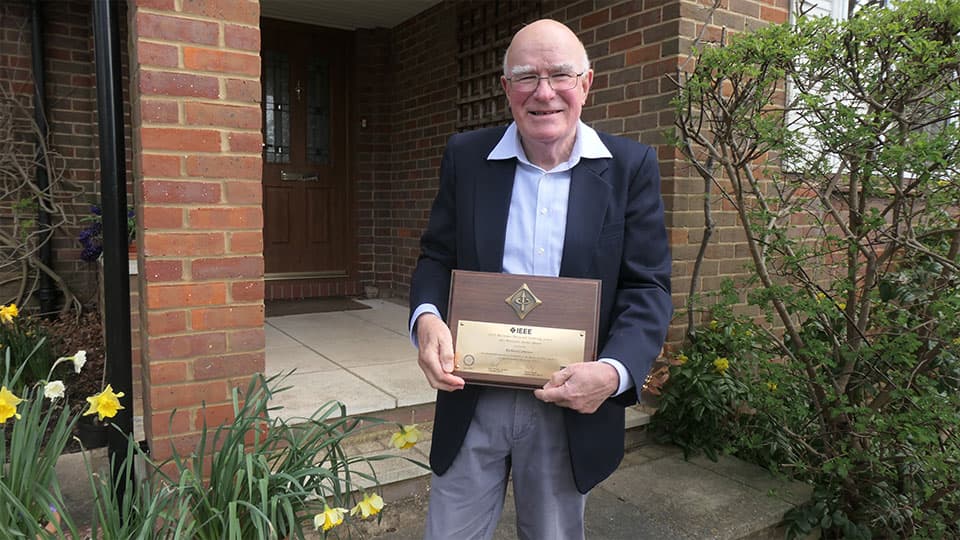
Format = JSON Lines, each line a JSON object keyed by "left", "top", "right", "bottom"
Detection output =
{"left": 487, "top": 121, "right": 612, "bottom": 171}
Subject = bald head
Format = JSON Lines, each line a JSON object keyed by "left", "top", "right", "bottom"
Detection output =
{"left": 503, "top": 19, "right": 590, "bottom": 77}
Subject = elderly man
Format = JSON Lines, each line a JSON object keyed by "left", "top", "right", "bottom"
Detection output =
{"left": 409, "top": 19, "right": 672, "bottom": 540}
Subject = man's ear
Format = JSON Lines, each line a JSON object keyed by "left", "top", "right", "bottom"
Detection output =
{"left": 501, "top": 75, "right": 510, "bottom": 102}
{"left": 580, "top": 70, "right": 594, "bottom": 105}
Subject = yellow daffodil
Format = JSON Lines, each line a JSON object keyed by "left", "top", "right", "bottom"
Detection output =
{"left": 0, "top": 303, "right": 18, "bottom": 324}
{"left": 314, "top": 505, "right": 346, "bottom": 531}
{"left": 44, "top": 380, "right": 66, "bottom": 400}
{"left": 84, "top": 385, "right": 125, "bottom": 421}
{"left": 709, "top": 319, "right": 718, "bottom": 330}
{"left": 815, "top": 292, "right": 826, "bottom": 303}
{"left": 390, "top": 424, "right": 422, "bottom": 450}
{"left": 766, "top": 382, "right": 778, "bottom": 392}
{"left": 675, "top": 353, "right": 688, "bottom": 365}
{"left": 713, "top": 357, "right": 729, "bottom": 374}
{"left": 0, "top": 386, "right": 23, "bottom": 422}
{"left": 837, "top": 302, "right": 846, "bottom": 311}
{"left": 744, "top": 329, "right": 754, "bottom": 338}
{"left": 350, "top": 492, "right": 384, "bottom": 519}
{"left": 952, "top": 336, "right": 960, "bottom": 346}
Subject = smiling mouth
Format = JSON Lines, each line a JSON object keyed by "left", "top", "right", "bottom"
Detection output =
{"left": 529, "top": 110, "right": 562, "bottom": 116}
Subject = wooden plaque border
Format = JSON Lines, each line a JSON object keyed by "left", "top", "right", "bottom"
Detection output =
{"left": 447, "top": 270, "right": 601, "bottom": 388}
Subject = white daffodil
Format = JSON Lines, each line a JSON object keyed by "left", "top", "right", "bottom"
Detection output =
{"left": 44, "top": 380, "right": 66, "bottom": 401}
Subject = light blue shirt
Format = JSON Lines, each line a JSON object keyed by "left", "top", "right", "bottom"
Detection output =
{"left": 411, "top": 121, "right": 633, "bottom": 396}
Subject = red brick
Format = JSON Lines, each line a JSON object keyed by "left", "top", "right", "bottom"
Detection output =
{"left": 146, "top": 282, "right": 227, "bottom": 309}
{"left": 141, "top": 127, "right": 220, "bottom": 152}
{"left": 144, "top": 232, "right": 226, "bottom": 257}
{"left": 581, "top": 9, "right": 611, "bottom": 29}
{"left": 192, "top": 352, "right": 264, "bottom": 381}
{"left": 150, "top": 380, "right": 230, "bottom": 410}
{"left": 191, "top": 305, "right": 263, "bottom": 331}
{"left": 609, "top": 99, "right": 640, "bottom": 116}
{"left": 231, "top": 280, "right": 264, "bottom": 302}
{"left": 185, "top": 155, "right": 261, "bottom": 179}
{"left": 227, "top": 132, "right": 262, "bottom": 153}
{"left": 192, "top": 256, "right": 263, "bottom": 280}
{"left": 141, "top": 207, "right": 184, "bottom": 229}
{"left": 140, "top": 99, "right": 180, "bottom": 124}
{"left": 147, "top": 361, "right": 189, "bottom": 384}
{"left": 137, "top": 42, "right": 178, "bottom": 68}
{"left": 193, "top": 403, "right": 238, "bottom": 431}
{"left": 140, "top": 154, "right": 180, "bottom": 177}
{"left": 149, "top": 332, "right": 227, "bottom": 361}
{"left": 188, "top": 207, "right": 262, "bottom": 229}
{"left": 139, "top": 71, "right": 219, "bottom": 99}
{"left": 142, "top": 259, "right": 184, "bottom": 282}
{"left": 228, "top": 231, "right": 262, "bottom": 254}
{"left": 183, "top": 47, "right": 259, "bottom": 77}
{"left": 610, "top": 30, "right": 644, "bottom": 53}
{"left": 136, "top": 0, "right": 176, "bottom": 9}
{"left": 142, "top": 180, "right": 222, "bottom": 204}
{"left": 224, "top": 181, "right": 262, "bottom": 204}
{"left": 147, "top": 409, "right": 191, "bottom": 439}
{"left": 182, "top": 0, "right": 260, "bottom": 26}
{"left": 612, "top": 0, "right": 644, "bottom": 19}
{"left": 224, "top": 24, "right": 260, "bottom": 51}
{"left": 760, "top": 5, "right": 788, "bottom": 23}
{"left": 227, "top": 328, "right": 265, "bottom": 352}
{"left": 184, "top": 102, "right": 260, "bottom": 129}
{"left": 225, "top": 78, "right": 260, "bottom": 103}
{"left": 147, "top": 310, "right": 188, "bottom": 335}
{"left": 135, "top": 12, "right": 219, "bottom": 46}
{"left": 625, "top": 44, "right": 661, "bottom": 65}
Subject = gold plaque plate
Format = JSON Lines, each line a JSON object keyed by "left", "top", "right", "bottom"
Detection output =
{"left": 454, "top": 320, "right": 586, "bottom": 388}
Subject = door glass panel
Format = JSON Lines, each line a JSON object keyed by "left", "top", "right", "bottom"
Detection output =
{"left": 306, "top": 58, "right": 330, "bottom": 164}
{"left": 264, "top": 51, "right": 290, "bottom": 163}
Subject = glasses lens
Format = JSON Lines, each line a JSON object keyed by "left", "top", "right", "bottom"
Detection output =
{"left": 550, "top": 73, "right": 578, "bottom": 90}
{"left": 512, "top": 75, "right": 539, "bottom": 92}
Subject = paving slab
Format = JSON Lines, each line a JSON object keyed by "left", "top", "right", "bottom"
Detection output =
{"left": 350, "top": 359, "right": 435, "bottom": 408}
{"left": 264, "top": 344, "right": 340, "bottom": 374}
{"left": 269, "top": 369, "right": 395, "bottom": 419}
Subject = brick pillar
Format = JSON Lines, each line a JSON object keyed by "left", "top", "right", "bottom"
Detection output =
{"left": 128, "top": 0, "right": 264, "bottom": 464}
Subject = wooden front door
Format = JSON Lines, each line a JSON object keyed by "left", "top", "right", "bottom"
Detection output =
{"left": 261, "top": 19, "right": 351, "bottom": 277}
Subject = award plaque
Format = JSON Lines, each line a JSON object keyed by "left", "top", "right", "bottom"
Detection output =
{"left": 447, "top": 270, "right": 601, "bottom": 388}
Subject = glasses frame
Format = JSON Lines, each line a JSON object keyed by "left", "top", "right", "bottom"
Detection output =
{"left": 506, "top": 71, "right": 586, "bottom": 93}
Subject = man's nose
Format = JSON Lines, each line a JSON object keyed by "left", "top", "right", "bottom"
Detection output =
{"left": 531, "top": 77, "right": 556, "bottom": 98}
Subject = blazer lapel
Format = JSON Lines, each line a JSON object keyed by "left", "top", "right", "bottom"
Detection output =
{"left": 560, "top": 158, "right": 611, "bottom": 278}
{"left": 474, "top": 158, "right": 517, "bottom": 272}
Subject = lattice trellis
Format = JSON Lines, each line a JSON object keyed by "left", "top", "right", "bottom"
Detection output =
{"left": 456, "top": 0, "right": 542, "bottom": 132}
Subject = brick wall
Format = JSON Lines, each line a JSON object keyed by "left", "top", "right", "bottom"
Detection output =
{"left": 128, "top": 0, "right": 264, "bottom": 464}
{"left": 383, "top": 2, "right": 459, "bottom": 298}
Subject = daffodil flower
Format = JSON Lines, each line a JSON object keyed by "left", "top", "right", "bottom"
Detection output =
{"left": 44, "top": 380, "right": 66, "bottom": 401}
{"left": 713, "top": 357, "right": 729, "bottom": 374}
{"left": 350, "top": 492, "right": 384, "bottom": 519}
{"left": 71, "top": 350, "right": 87, "bottom": 373}
{"left": 390, "top": 424, "right": 422, "bottom": 450}
{"left": 0, "top": 386, "right": 23, "bottom": 422}
{"left": 84, "top": 384, "right": 125, "bottom": 421}
{"left": 0, "top": 303, "right": 18, "bottom": 324}
{"left": 314, "top": 505, "right": 346, "bottom": 531}
{"left": 675, "top": 353, "right": 688, "bottom": 365}
{"left": 766, "top": 382, "right": 778, "bottom": 392}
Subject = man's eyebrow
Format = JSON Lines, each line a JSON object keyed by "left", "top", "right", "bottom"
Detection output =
{"left": 509, "top": 63, "right": 579, "bottom": 76}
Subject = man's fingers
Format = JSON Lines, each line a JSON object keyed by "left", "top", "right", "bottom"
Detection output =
{"left": 415, "top": 314, "right": 464, "bottom": 391}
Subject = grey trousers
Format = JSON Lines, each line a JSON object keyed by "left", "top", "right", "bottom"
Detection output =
{"left": 424, "top": 387, "right": 587, "bottom": 540}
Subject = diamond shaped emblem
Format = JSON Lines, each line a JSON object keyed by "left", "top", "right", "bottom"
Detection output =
{"left": 505, "top": 283, "right": 542, "bottom": 320}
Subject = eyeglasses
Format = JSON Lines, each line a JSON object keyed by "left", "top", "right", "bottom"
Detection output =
{"left": 506, "top": 72, "right": 584, "bottom": 92}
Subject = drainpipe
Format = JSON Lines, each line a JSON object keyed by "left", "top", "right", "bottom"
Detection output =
{"left": 29, "top": 0, "right": 58, "bottom": 315}
{"left": 92, "top": 0, "right": 134, "bottom": 502}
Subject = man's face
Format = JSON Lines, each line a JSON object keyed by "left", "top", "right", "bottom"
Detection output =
{"left": 501, "top": 22, "right": 593, "bottom": 153}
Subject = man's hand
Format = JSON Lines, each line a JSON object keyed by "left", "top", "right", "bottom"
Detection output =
{"left": 415, "top": 313, "right": 465, "bottom": 392}
{"left": 533, "top": 362, "right": 619, "bottom": 414}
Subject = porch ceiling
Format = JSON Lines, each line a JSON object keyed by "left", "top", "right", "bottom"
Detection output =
{"left": 260, "top": 0, "right": 442, "bottom": 30}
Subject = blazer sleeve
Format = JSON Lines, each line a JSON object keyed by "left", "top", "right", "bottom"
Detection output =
{"left": 602, "top": 145, "right": 673, "bottom": 406}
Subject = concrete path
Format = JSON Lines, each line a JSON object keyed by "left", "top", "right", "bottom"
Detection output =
{"left": 343, "top": 442, "right": 811, "bottom": 540}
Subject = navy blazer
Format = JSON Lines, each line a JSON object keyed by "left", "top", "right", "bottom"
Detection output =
{"left": 410, "top": 125, "right": 672, "bottom": 493}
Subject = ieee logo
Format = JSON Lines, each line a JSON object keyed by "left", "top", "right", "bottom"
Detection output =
{"left": 510, "top": 327, "right": 533, "bottom": 335}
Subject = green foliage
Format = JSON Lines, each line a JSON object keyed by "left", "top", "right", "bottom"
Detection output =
{"left": 670, "top": 0, "right": 960, "bottom": 537}
{"left": 0, "top": 313, "right": 56, "bottom": 391}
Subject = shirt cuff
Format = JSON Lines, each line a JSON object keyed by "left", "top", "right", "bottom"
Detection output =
{"left": 597, "top": 358, "right": 634, "bottom": 397}
{"left": 409, "top": 303, "right": 441, "bottom": 348}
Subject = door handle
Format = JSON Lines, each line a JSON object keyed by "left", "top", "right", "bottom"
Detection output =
{"left": 280, "top": 171, "right": 320, "bottom": 181}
